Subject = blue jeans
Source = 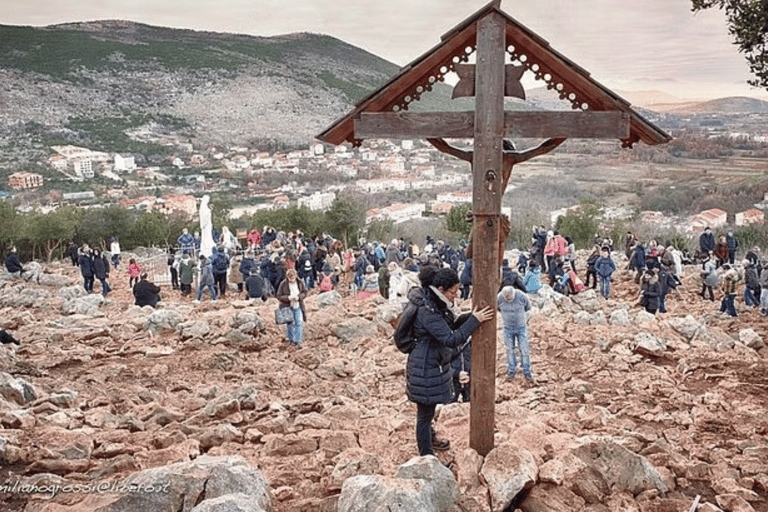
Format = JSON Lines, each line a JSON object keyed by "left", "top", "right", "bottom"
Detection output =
{"left": 98, "top": 278, "right": 111, "bottom": 295}
{"left": 761, "top": 287, "right": 768, "bottom": 312}
{"left": 503, "top": 326, "right": 532, "bottom": 379}
{"left": 744, "top": 287, "right": 759, "bottom": 307}
{"left": 196, "top": 284, "right": 217, "bottom": 301}
{"left": 83, "top": 276, "right": 94, "bottom": 292}
{"left": 598, "top": 275, "right": 611, "bottom": 298}
{"left": 285, "top": 307, "right": 303, "bottom": 346}
{"left": 720, "top": 293, "right": 737, "bottom": 316}
{"left": 659, "top": 294, "right": 667, "bottom": 313}
{"left": 111, "top": 254, "right": 120, "bottom": 267}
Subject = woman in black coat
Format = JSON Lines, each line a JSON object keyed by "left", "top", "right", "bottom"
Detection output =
{"left": 405, "top": 267, "right": 492, "bottom": 456}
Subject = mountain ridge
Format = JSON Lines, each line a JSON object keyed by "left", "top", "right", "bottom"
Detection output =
{"left": 1, "top": 19, "right": 767, "bottom": 158}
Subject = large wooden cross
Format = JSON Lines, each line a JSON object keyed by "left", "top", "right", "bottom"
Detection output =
{"left": 354, "top": 13, "right": 629, "bottom": 456}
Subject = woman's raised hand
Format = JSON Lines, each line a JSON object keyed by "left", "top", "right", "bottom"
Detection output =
{"left": 472, "top": 306, "right": 494, "bottom": 323}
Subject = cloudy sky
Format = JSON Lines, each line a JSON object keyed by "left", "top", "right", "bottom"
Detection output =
{"left": 5, "top": 0, "right": 767, "bottom": 100}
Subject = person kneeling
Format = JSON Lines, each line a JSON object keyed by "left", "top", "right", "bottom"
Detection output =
{"left": 133, "top": 272, "right": 161, "bottom": 308}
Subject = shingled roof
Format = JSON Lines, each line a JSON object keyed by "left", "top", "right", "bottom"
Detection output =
{"left": 317, "top": 0, "right": 671, "bottom": 148}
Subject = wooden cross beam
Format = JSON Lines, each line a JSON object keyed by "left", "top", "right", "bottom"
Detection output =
{"left": 355, "top": 11, "right": 629, "bottom": 457}
{"left": 354, "top": 111, "right": 630, "bottom": 140}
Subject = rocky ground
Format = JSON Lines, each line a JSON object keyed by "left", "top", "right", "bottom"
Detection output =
{"left": 0, "top": 252, "right": 766, "bottom": 512}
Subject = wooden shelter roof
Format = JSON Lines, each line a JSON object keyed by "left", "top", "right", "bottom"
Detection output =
{"left": 317, "top": 0, "right": 671, "bottom": 148}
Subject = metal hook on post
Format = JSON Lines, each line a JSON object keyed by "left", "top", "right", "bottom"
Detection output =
{"left": 485, "top": 169, "right": 497, "bottom": 192}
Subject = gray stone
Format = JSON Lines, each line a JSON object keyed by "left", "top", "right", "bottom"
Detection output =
{"left": 317, "top": 290, "right": 343, "bottom": 307}
{"left": 633, "top": 333, "right": 667, "bottom": 355}
{"left": 609, "top": 308, "right": 630, "bottom": 325}
{"left": 79, "top": 454, "right": 273, "bottom": 512}
{"left": 668, "top": 315, "right": 702, "bottom": 340}
{"left": 7, "top": 287, "right": 53, "bottom": 308}
{"left": 339, "top": 456, "right": 457, "bottom": 512}
{"left": 633, "top": 310, "right": 657, "bottom": 324}
{"left": 571, "top": 437, "right": 669, "bottom": 495}
{"left": 573, "top": 311, "right": 591, "bottom": 325}
{"left": 230, "top": 311, "right": 263, "bottom": 330}
{"left": 190, "top": 493, "right": 267, "bottom": 512}
{"left": 58, "top": 285, "right": 88, "bottom": 301}
{"left": 571, "top": 289, "right": 598, "bottom": 312}
{"left": 64, "top": 294, "right": 105, "bottom": 316}
{"left": 0, "top": 372, "right": 36, "bottom": 405}
{"left": 739, "top": 328, "right": 764, "bottom": 350}
{"left": 331, "top": 448, "right": 382, "bottom": 490}
{"left": 145, "top": 308, "right": 184, "bottom": 333}
{"left": 481, "top": 443, "right": 538, "bottom": 512}
{"left": 333, "top": 317, "right": 378, "bottom": 344}
{"left": 38, "top": 273, "right": 75, "bottom": 287}
{"left": 177, "top": 321, "right": 211, "bottom": 339}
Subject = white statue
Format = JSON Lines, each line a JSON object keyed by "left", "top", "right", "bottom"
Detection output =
{"left": 199, "top": 195, "right": 214, "bottom": 258}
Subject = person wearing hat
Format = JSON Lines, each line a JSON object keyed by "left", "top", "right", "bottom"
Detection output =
{"left": 357, "top": 264, "right": 380, "bottom": 300}
{"left": 719, "top": 264, "right": 740, "bottom": 317}
{"left": 639, "top": 269, "right": 661, "bottom": 314}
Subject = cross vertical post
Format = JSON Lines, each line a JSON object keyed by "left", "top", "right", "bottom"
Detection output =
{"left": 469, "top": 12, "right": 505, "bottom": 457}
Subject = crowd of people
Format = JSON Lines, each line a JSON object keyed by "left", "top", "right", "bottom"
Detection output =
{"left": 4, "top": 221, "right": 765, "bottom": 457}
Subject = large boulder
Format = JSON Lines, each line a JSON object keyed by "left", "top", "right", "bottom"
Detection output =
{"left": 481, "top": 442, "right": 538, "bottom": 512}
{"left": 145, "top": 308, "right": 185, "bottom": 333}
{"left": 58, "top": 454, "right": 273, "bottom": 512}
{"left": 571, "top": 437, "right": 669, "bottom": 495}
{"left": 317, "top": 290, "right": 343, "bottom": 307}
{"left": 63, "top": 294, "right": 105, "bottom": 316}
{"left": 332, "top": 317, "right": 378, "bottom": 344}
{"left": 38, "top": 273, "right": 75, "bottom": 287}
{"left": 338, "top": 456, "right": 457, "bottom": 512}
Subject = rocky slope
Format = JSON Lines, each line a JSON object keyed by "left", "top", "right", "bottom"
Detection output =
{"left": 0, "top": 251, "right": 766, "bottom": 512}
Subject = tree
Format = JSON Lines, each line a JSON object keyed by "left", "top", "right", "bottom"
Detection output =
{"left": 324, "top": 196, "right": 365, "bottom": 249}
{"left": 25, "top": 207, "right": 80, "bottom": 262}
{"left": 0, "top": 201, "right": 20, "bottom": 254}
{"left": 692, "top": 0, "right": 768, "bottom": 89}
{"left": 444, "top": 203, "right": 473, "bottom": 239}
{"left": 555, "top": 200, "right": 603, "bottom": 249}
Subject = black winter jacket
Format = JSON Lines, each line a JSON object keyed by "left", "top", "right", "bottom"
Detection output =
{"left": 406, "top": 287, "right": 480, "bottom": 405}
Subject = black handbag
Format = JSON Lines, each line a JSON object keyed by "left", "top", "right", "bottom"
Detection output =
{"left": 274, "top": 307, "right": 294, "bottom": 324}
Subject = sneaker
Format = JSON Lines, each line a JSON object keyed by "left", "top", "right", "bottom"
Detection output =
{"left": 193, "top": 300, "right": 200, "bottom": 304}
{"left": 432, "top": 438, "right": 450, "bottom": 451}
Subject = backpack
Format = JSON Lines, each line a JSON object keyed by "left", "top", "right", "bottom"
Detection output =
{"left": 319, "top": 273, "right": 334, "bottom": 292}
{"left": 392, "top": 301, "right": 418, "bottom": 353}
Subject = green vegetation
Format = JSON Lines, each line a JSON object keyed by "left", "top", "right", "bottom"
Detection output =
{"left": 60, "top": 112, "right": 188, "bottom": 154}
{"left": 0, "top": 24, "right": 398, "bottom": 96}
{"left": 444, "top": 203, "right": 473, "bottom": 239}
{"left": 555, "top": 200, "right": 603, "bottom": 250}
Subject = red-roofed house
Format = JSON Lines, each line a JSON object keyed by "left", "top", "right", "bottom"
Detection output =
{"left": 690, "top": 208, "right": 727, "bottom": 232}
{"left": 735, "top": 208, "right": 764, "bottom": 227}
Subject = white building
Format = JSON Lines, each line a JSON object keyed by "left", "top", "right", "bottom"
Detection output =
{"left": 114, "top": 154, "right": 137, "bottom": 173}
{"left": 367, "top": 202, "right": 426, "bottom": 224}
{"left": 436, "top": 191, "right": 473, "bottom": 204}
{"left": 297, "top": 191, "right": 336, "bottom": 211}
{"left": 73, "top": 158, "right": 93, "bottom": 179}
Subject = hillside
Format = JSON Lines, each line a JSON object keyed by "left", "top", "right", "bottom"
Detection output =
{"left": 644, "top": 96, "right": 768, "bottom": 115}
{"left": 0, "top": 20, "right": 473, "bottom": 153}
